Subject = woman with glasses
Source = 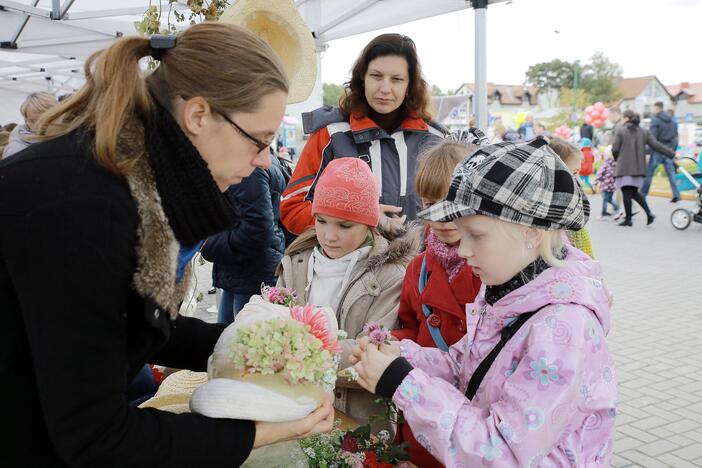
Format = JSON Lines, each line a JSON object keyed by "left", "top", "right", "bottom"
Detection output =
{"left": 280, "top": 33, "right": 446, "bottom": 235}
{"left": 0, "top": 23, "right": 333, "bottom": 468}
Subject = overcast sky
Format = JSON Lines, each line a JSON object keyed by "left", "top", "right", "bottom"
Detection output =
{"left": 321, "top": 0, "right": 702, "bottom": 91}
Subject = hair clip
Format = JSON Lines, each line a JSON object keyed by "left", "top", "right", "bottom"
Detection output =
{"left": 150, "top": 35, "right": 177, "bottom": 61}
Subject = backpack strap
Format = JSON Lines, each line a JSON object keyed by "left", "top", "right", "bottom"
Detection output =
{"left": 418, "top": 256, "right": 450, "bottom": 352}
{"left": 464, "top": 306, "right": 546, "bottom": 400}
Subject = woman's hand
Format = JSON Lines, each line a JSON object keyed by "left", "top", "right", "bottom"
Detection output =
{"left": 351, "top": 343, "right": 399, "bottom": 394}
{"left": 252, "top": 394, "right": 334, "bottom": 448}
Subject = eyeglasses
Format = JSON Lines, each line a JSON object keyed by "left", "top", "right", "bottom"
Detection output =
{"left": 217, "top": 110, "right": 272, "bottom": 153}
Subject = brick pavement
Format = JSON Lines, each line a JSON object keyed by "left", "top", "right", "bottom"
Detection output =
{"left": 191, "top": 194, "right": 702, "bottom": 467}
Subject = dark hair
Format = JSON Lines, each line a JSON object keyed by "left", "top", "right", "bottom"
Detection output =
{"left": 654, "top": 101, "right": 664, "bottom": 109}
{"left": 339, "top": 33, "right": 432, "bottom": 121}
{"left": 623, "top": 109, "right": 640, "bottom": 126}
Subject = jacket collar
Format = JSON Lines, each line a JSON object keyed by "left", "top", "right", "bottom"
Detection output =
{"left": 349, "top": 112, "right": 429, "bottom": 134}
{"left": 122, "top": 125, "right": 192, "bottom": 320}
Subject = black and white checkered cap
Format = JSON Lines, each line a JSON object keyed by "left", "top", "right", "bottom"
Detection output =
{"left": 418, "top": 137, "right": 590, "bottom": 230}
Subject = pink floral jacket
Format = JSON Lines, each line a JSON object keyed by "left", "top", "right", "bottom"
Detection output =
{"left": 393, "top": 246, "right": 617, "bottom": 467}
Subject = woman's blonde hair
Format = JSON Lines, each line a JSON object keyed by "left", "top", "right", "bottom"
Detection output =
{"left": 416, "top": 141, "right": 474, "bottom": 201}
{"left": 547, "top": 136, "right": 581, "bottom": 170}
{"left": 20, "top": 92, "right": 57, "bottom": 119}
{"left": 36, "top": 22, "right": 288, "bottom": 176}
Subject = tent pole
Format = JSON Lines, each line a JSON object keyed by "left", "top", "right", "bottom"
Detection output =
{"left": 472, "top": 0, "right": 488, "bottom": 130}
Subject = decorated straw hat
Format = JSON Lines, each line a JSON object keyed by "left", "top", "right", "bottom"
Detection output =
{"left": 189, "top": 296, "right": 338, "bottom": 422}
{"left": 138, "top": 370, "right": 208, "bottom": 414}
{"left": 220, "top": 0, "right": 317, "bottom": 104}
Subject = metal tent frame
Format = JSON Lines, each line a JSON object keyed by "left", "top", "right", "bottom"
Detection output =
{"left": 0, "top": 0, "right": 508, "bottom": 128}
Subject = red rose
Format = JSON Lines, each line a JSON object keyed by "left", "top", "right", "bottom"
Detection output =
{"left": 341, "top": 435, "right": 359, "bottom": 453}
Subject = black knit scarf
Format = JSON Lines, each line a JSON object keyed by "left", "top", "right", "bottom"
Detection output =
{"left": 144, "top": 100, "right": 239, "bottom": 246}
{"left": 484, "top": 247, "right": 568, "bottom": 306}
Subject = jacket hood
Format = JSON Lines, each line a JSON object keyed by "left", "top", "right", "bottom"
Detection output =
{"left": 489, "top": 245, "right": 611, "bottom": 334}
{"left": 655, "top": 111, "right": 672, "bottom": 123}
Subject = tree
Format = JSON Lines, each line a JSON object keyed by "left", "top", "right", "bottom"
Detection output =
{"left": 579, "top": 52, "right": 623, "bottom": 104}
{"left": 430, "top": 84, "right": 445, "bottom": 96}
{"left": 558, "top": 88, "right": 592, "bottom": 109}
{"left": 323, "top": 83, "right": 345, "bottom": 107}
{"left": 526, "top": 59, "right": 575, "bottom": 91}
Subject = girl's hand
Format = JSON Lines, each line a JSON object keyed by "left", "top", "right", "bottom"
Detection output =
{"left": 252, "top": 394, "right": 334, "bottom": 448}
{"left": 352, "top": 344, "right": 398, "bottom": 394}
{"left": 349, "top": 337, "right": 400, "bottom": 365}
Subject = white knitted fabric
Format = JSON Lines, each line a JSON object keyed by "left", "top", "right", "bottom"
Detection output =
{"left": 189, "top": 296, "right": 337, "bottom": 422}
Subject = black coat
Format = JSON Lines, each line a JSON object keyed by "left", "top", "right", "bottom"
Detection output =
{"left": 650, "top": 111, "right": 678, "bottom": 149}
{"left": 201, "top": 155, "right": 286, "bottom": 293}
{"left": 0, "top": 132, "right": 256, "bottom": 467}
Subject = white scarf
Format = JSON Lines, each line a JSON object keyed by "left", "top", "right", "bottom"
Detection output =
{"left": 307, "top": 246, "right": 372, "bottom": 311}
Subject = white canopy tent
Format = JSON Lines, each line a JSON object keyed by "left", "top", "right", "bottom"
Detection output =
{"left": 0, "top": 0, "right": 507, "bottom": 126}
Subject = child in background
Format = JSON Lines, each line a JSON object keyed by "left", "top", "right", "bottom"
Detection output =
{"left": 351, "top": 137, "right": 616, "bottom": 467}
{"left": 276, "top": 157, "right": 419, "bottom": 431}
{"left": 579, "top": 137, "right": 596, "bottom": 194}
{"left": 549, "top": 136, "right": 595, "bottom": 258}
{"left": 595, "top": 146, "right": 620, "bottom": 219}
{"left": 392, "top": 141, "right": 483, "bottom": 467}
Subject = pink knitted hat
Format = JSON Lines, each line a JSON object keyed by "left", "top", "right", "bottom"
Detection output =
{"left": 312, "top": 158, "right": 380, "bottom": 227}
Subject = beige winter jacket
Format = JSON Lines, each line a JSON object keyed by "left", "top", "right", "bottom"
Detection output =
{"left": 276, "top": 224, "right": 420, "bottom": 429}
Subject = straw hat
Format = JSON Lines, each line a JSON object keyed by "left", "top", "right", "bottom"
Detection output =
{"left": 219, "top": 0, "right": 317, "bottom": 104}
{"left": 137, "top": 370, "right": 208, "bottom": 414}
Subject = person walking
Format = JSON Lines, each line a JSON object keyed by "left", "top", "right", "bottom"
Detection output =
{"left": 640, "top": 101, "right": 680, "bottom": 202}
{"left": 612, "top": 110, "right": 675, "bottom": 226}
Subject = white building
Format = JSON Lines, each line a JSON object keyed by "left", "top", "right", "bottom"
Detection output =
{"left": 616, "top": 76, "right": 672, "bottom": 117}
{"left": 667, "top": 82, "right": 702, "bottom": 122}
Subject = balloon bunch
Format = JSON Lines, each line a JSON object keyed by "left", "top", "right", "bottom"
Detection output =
{"left": 585, "top": 102, "right": 609, "bottom": 128}
{"left": 555, "top": 125, "right": 573, "bottom": 140}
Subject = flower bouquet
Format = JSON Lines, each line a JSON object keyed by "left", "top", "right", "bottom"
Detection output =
{"left": 300, "top": 421, "right": 410, "bottom": 468}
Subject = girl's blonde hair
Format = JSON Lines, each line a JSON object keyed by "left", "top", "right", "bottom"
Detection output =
{"left": 20, "top": 92, "right": 57, "bottom": 119}
{"left": 547, "top": 136, "right": 581, "bottom": 171}
{"left": 416, "top": 140, "right": 475, "bottom": 201}
{"left": 35, "top": 22, "right": 288, "bottom": 176}
{"left": 497, "top": 218, "right": 567, "bottom": 268}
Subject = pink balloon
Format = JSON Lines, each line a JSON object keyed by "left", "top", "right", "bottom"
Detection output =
{"left": 585, "top": 105, "right": 594, "bottom": 114}
{"left": 594, "top": 102, "right": 605, "bottom": 111}
{"left": 585, "top": 114, "right": 593, "bottom": 124}
{"left": 589, "top": 110, "right": 600, "bottom": 120}
{"left": 601, "top": 108, "right": 609, "bottom": 119}
{"left": 593, "top": 119, "right": 604, "bottom": 128}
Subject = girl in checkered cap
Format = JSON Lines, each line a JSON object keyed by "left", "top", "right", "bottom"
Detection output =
{"left": 391, "top": 140, "right": 483, "bottom": 467}
{"left": 350, "top": 137, "right": 617, "bottom": 467}
{"left": 276, "top": 157, "right": 420, "bottom": 432}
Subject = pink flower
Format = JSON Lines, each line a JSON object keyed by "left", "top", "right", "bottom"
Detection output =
{"left": 363, "top": 321, "right": 380, "bottom": 334}
{"left": 261, "top": 285, "right": 297, "bottom": 306}
{"left": 290, "top": 304, "right": 341, "bottom": 354}
{"left": 369, "top": 328, "right": 388, "bottom": 345}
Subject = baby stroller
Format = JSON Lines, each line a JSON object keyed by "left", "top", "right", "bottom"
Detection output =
{"left": 670, "top": 156, "right": 702, "bottom": 230}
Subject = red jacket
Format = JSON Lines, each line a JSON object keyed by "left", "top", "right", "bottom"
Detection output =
{"left": 391, "top": 251, "right": 482, "bottom": 467}
{"left": 579, "top": 147, "right": 595, "bottom": 176}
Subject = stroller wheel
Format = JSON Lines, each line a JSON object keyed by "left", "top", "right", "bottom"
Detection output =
{"left": 671, "top": 208, "right": 692, "bottom": 230}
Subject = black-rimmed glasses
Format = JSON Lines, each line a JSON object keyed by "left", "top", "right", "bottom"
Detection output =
{"left": 217, "top": 111, "right": 272, "bottom": 153}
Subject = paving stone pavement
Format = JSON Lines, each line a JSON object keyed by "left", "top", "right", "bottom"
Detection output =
{"left": 191, "top": 194, "right": 702, "bottom": 467}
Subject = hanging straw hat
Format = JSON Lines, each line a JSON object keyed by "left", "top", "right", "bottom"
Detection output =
{"left": 219, "top": 0, "right": 317, "bottom": 104}
{"left": 138, "top": 370, "right": 208, "bottom": 414}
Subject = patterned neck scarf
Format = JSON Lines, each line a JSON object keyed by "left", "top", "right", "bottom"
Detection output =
{"left": 425, "top": 229, "right": 466, "bottom": 283}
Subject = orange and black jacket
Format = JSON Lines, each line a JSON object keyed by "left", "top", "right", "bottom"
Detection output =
{"left": 280, "top": 105, "right": 445, "bottom": 234}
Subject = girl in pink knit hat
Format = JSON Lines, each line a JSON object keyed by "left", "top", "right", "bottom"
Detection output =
{"left": 276, "top": 157, "right": 420, "bottom": 432}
